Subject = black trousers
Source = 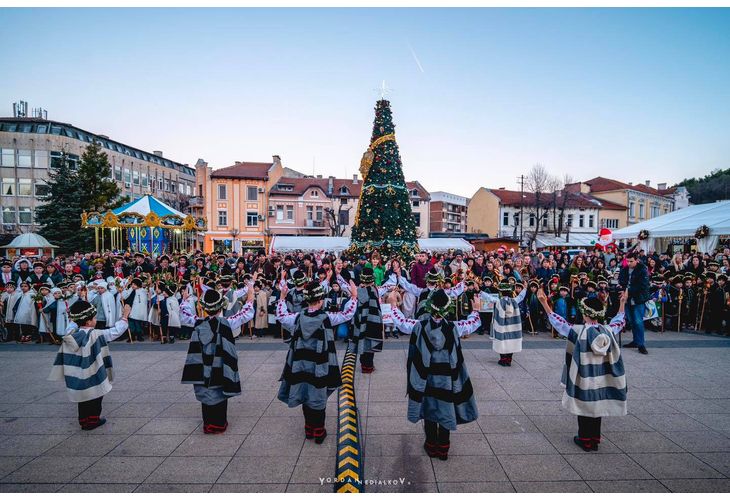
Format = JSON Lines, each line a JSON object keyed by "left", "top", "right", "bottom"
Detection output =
{"left": 201, "top": 400, "right": 228, "bottom": 427}
{"left": 424, "top": 419, "right": 450, "bottom": 444}
{"left": 302, "top": 404, "right": 325, "bottom": 427}
{"left": 360, "top": 352, "right": 374, "bottom": 368}
{"left": 577, "top": 416, "right": 602, "bottom": 440}
{"left": 78, "top": 397, "right": 103, "bottom": 423}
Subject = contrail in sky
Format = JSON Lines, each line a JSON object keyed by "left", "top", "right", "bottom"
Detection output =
{"left": 407, "top": 41, "right": 425, "bottom": 74}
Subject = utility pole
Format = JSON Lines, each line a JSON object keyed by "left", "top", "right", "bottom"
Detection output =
{"left": 518, "top": 175, "right": 525, "bottom": 245}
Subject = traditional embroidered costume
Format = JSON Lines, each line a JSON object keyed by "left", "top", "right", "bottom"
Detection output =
{"left": 48, "top": 300, "right": 130, "bottom": 430}
{"left": 276, "top": 281, "right": 357, "bottom": 443}
{"left": 481, "top": 283, "right": 527, "bottom": 366}
{"left": 390, "top": 290, "right": 481, "bottom": 460}
{"left": 180, "top": 288, "right": 255, "bottom": 434}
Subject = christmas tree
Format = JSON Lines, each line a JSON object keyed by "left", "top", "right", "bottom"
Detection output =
{"left": 349, "top": 99, "right": 419, "bottom": 260}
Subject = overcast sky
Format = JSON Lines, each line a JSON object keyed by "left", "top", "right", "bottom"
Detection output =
{"left": 1, "top": 8, "right": 728, "bottom": 197}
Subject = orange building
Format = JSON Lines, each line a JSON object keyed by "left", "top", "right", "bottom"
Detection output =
{"left": 196, "top": 156, "right": 284, "bottom": 253}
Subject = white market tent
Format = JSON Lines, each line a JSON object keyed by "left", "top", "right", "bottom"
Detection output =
{"left": 269, "top": 236, "right": 474, "bottom": 254}
{"left": 1, "top": 232, "right": 59, "bottom": 257}
{"left": 535, "top": 233, "right": 596, "bottom": 249}
{"left": 612, "top": 200, "right": 730, "bottom": 254}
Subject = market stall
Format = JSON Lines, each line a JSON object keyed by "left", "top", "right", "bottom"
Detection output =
{"left": 611, "top": 200, "right": 730, "bottom": 254}
{"left": 1, "top": 232, "right": 58, "bottom": 258}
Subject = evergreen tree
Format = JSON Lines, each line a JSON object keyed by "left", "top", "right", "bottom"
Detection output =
{"left": 350, "top": 99, "right": 418, "bottom": 259}
{"left": 36, "top": 142, "right": 124, "bottom": 254}
{"left": 78, "top": 141, "right": 124, "bottom": 212}
{"left": 35, "top": 151, "right": 89, "bottom": 253}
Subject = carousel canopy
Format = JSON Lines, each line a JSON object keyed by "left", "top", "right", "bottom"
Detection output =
{"left": 1, "top": 232, "right": 58, "bottom": 249}
{"left": 612, "top": 201, "right": 730, "bottom": 239}
{"left": 112, "top": 194, "right": 185, "bottom": 218}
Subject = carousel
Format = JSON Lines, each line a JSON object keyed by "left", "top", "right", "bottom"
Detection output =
{"left": 81, "top": 195, "right": 207, "bottom": 254}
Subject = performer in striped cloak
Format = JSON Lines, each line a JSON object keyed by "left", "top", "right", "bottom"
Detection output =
{"left": 388, "top": 289, "right": 481, "bottom": 460}
{"left": 276, "top": 279, "right": 358, "bottom": 444}
{"left": 180, "top": 286, "right": 255, "bottom": 434}
{"left": 481, "top": 282, "right": 527, "bottom": 366}
{"left": 354, "top": 267, "right": 395, "bottom": 374}
{"left": 397, "top": 269, "right": 464, "bottom": 320}
{"left": 536, "top": 287, "right": 628, "bottom": 452}
{"left": 48, "top": 300, "right": 132, "bottom": 430}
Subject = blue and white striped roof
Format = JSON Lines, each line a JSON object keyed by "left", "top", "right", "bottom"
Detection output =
{"left": 112, "top": 195, "right": 185, "bottom": 218}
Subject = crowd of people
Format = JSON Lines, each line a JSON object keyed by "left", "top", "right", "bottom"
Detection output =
{"left": 9, "top": 242, "right": 730, "bottom": 458}
{"left": 2, "top": 245, "right": 728, "bottom": 347}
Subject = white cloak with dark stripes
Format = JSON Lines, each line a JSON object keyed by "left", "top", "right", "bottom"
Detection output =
{"left": 490, "top": 297, "right": 523, "bottom": 354}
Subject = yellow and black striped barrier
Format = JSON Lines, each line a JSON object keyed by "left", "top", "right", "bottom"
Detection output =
{"left": 334, "top": 343, "right": 363, "bottom": 493}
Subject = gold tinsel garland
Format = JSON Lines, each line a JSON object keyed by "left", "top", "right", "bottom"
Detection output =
{"left": 354, "top": 133, "right": 396, "bottom": 227}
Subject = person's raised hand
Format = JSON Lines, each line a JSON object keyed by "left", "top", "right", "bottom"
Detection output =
{"left": 536, "top": 287, "right": 547, "bottom": 304}
{"left": 349, "top": 280, "right": 358, "bottom": 298}
{"left": 280, "top": 283, "right": 289, "bottom": 300}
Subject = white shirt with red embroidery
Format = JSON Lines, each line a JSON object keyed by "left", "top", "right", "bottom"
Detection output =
{"left": 276, "top": 298, "right": 356, "bottom": 330}
{"left": 396, "top": 277, "right": 465, "bottom": 299}
{"left": 390, "top": 306, "right": 481, "bottom": 338}
{"left": 180, "top": 300, "right": 255, "bottom": 333}
{"left": 547, "top": 312, "right": 625, "bottom": 338}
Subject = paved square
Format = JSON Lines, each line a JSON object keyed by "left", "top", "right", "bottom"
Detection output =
{"left": 1, "top": 330, "right": 729, "bottom": 492}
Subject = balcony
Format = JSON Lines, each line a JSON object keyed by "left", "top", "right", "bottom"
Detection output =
{"left": 189, "top": 196, "right": 205, "bottom": 208}
{"left": 305, "top": 219, "right": 325, "bottom": 228}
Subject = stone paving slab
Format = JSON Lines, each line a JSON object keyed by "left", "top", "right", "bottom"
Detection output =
{"left": 1, "top": 330, "right": 729, "bottom": 492}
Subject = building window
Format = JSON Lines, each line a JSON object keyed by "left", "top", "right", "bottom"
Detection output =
{"left": 604, "top": 218, "right": 619, "bottom": 229}
{"left": 114, "top": 165, "right": 122, "bottom": 181}
{"left": 247, "top": 186, "right": 258, "bottom": 201}
{"left": 629, "top": 202, "right": 635, "bottom": 218}
{"left": 2, "top": 207, "right": 16, "bottom": 224}
{"left": 412, "top": 200, "right": 420, "bottom": 207}
{"left": 651, "top": 205, "right": 659, "bottom": 218}
{"left": 340, "top": 186, "right": 349, "bottom": 195}
{"left": 639, "top": 203, "right": 645, "bottom": 219}
{"left": 2, "top": 178, "right": 15, "bottom": 196}
{"left": 306, "top": 206, "right": 313, "bottom": 220}
{"left": 567, "top": 214, "right": 574, "bottom": 227}
{"left": 198, "top": 184, "right": 203, "bottom": 197}
{"left": 124, "top": 168, "right": 131, "bottom": 184}
{"left": 503, "top": 212, "right": 509, "bottom": 226}
{"left": 588, "top": 215, "right": 594, "bottom": 227}
{"left": 286, "top": 205, "right": 294, "bottom": 220}
{"left": 218, "top": 210, "right": 227, "bottom": 226}
{"left": 311, "top": 190, "right": 319, "bottom": 198}
{"left": 34, "top": 150, "right": 48, "bottom": 169}
{"left": 17, "top": 150, "right": 32, "bottom": 167}
{"left": 276, "top": 205, "right": 284, "bottom": 221}
{"left": 170, "top": 183, "right": 176, "bottom": 194}
{"left": 579, "top": 214, "right": 585, "bottom": 228}
{"left": 17, "top": 179, "right": 32, "bottom": 197}
{"left": 218, "top": 184, "right": 227, "bottom": 200}
{"left": 529, "top": 213, "right": 535, "bottom": 227}
{"left": 339, "top": 210, "right": 350, "bottom": 226}
{"left": 35, "top": 182, "right": 50, "bottom": 197}
{"left": 316, "top": 206, "right": 323, "bottom": 221}
{"left": 413, "top": 213, "right": 421, "bottom": 226}
{"left": 18, "top": 207, "right": 32, "bottom": 225}
{"left": 0, "top": 149, "right": 14, "bottom": 167}
{"left": 246, "top": 211, "right": 258, "bottom": 226}
{"left": 133, "top": 171, "right": 140, "bottom": 185}
{"left": 141, "top": 173, "right": 148, "bottom": 187}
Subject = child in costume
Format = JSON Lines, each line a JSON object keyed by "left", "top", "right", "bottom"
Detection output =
{"left": 537, "top": 287, "right": 628, "bottom": 452}
{"left": 180, "top": 286, "right": 255, "bottom": 434}
{"left": 481, "top": 282, "right": 527, "bottom": 366}
{"left": 121, "top": 277, "right": 149, "bottom": 342}
{"left": 388, "top": 289, "right": 481, "bottom": 460}
{"left": 276, "top": 279, "right": 358, "bottom": 443}
{"left": 48, "top": 300, "right": 132, "bottom": 430}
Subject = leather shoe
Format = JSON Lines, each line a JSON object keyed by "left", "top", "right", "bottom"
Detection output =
{"left": 638, "top": 346, "right": 648, "bottom": 355}
{"left": 623, "top": 342, "right": 639, "bottom": 348}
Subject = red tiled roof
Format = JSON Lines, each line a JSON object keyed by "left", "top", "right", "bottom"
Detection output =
{"left": 582, "top": 176, "right": 669, "bottom": 197}
{"left": 489, "top": 188, "right": 626, "bottom": 210}
{"left": 270, "top": 177, "right": 430, "bottom": 200}
{"left": 211, "top": 162, "right": 272, "bottom": 180}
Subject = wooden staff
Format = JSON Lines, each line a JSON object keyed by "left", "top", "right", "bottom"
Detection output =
{"left": 527, "top": 313, "right": 536, "bottom": 336}
{"left": 660, "top": 289, "right": 665, "bottom": 334}
{"left": 696, "top": 287, "right": 708, "bottom": 331}
{"left": 677, "top": 290, "right": 683, "bottom": 332}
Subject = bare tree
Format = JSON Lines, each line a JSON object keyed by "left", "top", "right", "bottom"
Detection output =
{"left": 556, "top": 174, "right": 574, "bottom": 237}
{"left": 524, "top": 164, "right": 555, "bottom": 247}
{"left": 324, "top": 199, "right": 352, "bottom": 237}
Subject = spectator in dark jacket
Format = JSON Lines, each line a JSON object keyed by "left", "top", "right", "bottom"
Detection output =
{"left": 619, "top": 253, "right": 650, "bottom": 354}
{"left": 410, "top": 251, "right": 434, "bottom": 288}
